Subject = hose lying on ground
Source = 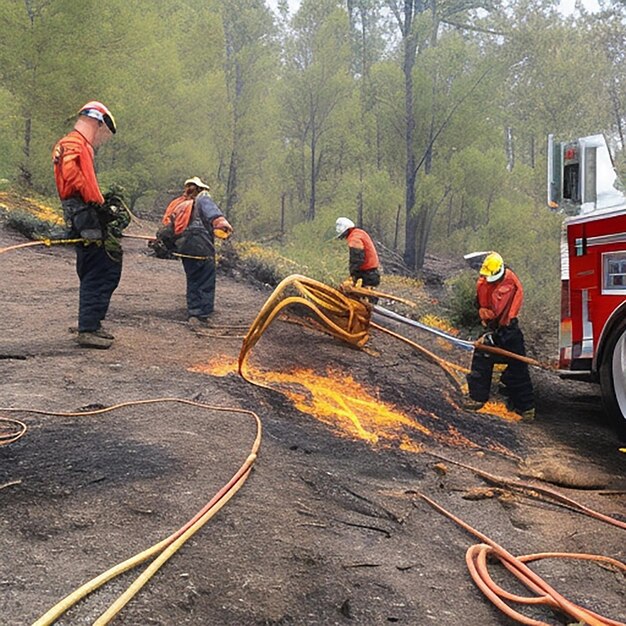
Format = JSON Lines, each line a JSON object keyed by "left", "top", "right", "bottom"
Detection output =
{"left": 0, "top": 417, "right": 27, "bottom": 446}
{"left": 0, "top": 398, "right": 262, "bottom": 626}
{"left": 425, "top": 451, "right": 626, "bottom": 531}
{"left": 417, "top": 493, "right": 626, "bottom": 626}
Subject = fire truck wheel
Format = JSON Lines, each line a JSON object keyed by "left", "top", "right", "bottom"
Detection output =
{"left": 599, "top": 319, "right": 626, "bottom": 441}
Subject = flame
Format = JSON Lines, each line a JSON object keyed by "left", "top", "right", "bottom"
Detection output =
{"left": 478, "top": 401, "right": 521, "bottom": 422}
{"left": 191, "top": 357, "right": 515, "bottom": 455}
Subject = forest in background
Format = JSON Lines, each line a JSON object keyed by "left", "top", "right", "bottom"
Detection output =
{"left": 1, "top": 0, "right": 625, "bottom": 321}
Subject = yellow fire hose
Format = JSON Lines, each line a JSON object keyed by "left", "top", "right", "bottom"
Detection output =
{"left": 0, "top": 398, "right": 262, "bottom": 625}
{"left": 2, "top": 273, "right": 622, "bottom": 624}
{"left": 238, "top": 275, "right": 480, "bottom": 393}
{"left": 0, "top": 233, "right": 211, "bottom": 260}
{"left": 0, "top": 238, "right": 82, "bottom": 255}
{"left": 238, "top": 275, "right": 373, "bottom": 385}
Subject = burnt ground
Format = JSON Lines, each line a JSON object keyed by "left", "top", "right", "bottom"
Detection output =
{"left": 0, "top": 222, "right": 624, "bottom": 626}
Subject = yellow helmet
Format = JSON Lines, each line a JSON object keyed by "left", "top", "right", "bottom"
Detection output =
{"left": 479, "top": 252, "right": 504, "bottom": 282}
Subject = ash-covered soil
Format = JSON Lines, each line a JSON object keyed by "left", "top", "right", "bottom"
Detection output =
{"left": 0, "top": 223, "right": 624, "bottom": 625}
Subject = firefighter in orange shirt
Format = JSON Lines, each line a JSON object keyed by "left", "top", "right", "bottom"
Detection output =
{"left": 52, "top": 101, "right": 120, "bottom": 349}
{"left": 464, "top": 252, "right": 535, "bottom": 420}
{"left": 335, "top": 217, "right": 381, "bottom": 288}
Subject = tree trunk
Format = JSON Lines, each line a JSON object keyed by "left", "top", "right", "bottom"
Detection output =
{"left": 402, "top": 27, "right": 419, "bottom": 268}
{"left": 225, "top": 147, "right": 237, "bottom": 218}
{"left": 505, "top": 126, "right": 514, "bottom": 171}
{"left": 610, "top": 85, "right": 624, "bottom": 148}
{"left": 394, "top": 203, "right": 401, "bottom": 251}
{"left": 19, "top": 115, "right": 32, "bottom": 186}
{"left": 308, "top": 133, "right": 316, "bottom": 221}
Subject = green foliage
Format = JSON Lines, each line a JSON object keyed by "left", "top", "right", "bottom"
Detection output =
{"left": 0, "top": 0, "right": 623, "bottom": 334}
{"left": 282, "top": 212, "right": 347, "bottom": 284}
{"left": 234, "top": 241, "right": 300, "bottom": 286}
{"left": 4, "top": 210, "right": 66, "bottom": 240}
{"left": 447, "top": 271, "right": 481, "bottom": 331}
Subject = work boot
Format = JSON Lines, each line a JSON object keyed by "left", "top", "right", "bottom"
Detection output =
{"left": 95, "top": 326, "right": 114, "bottom": 340}
{"left": 77, "top": 331, "right": 113, "bottom": 349}
{"left": 519, "top": 408, "right": 536, "bottom": 422}
{"left": 463, "top": 398, "right": 485, "bottom": 411}
{"left": 188, "top": 316, "right": 209, "bottom": 330}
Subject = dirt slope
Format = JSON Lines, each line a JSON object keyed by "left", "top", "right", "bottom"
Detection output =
{"left": 0, "top": 223, "right": 624, "bottom": 626}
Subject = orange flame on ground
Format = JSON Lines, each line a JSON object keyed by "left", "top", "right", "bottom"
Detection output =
{"left": 191, "top": 357, "right": 516, "bottom": 455}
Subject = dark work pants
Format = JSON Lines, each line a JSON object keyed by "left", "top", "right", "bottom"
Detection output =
{"left": 352, "top": 268, "right": 380, "bottom": 288}
{"left": 352, "top": 268, "right": 381, "bottom": 304}
{"left": 182, "top": 256, "right": 216, "bottom": 318}
{"left": 466, "top": 320, "right": 534, "bottom": 412}
{"left": 76, "top": 244, "right": 122, "bottom": 332}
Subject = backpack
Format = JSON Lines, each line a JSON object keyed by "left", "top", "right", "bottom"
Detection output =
{"left": 150, "top": 196, "right": 194, "bottom": 258}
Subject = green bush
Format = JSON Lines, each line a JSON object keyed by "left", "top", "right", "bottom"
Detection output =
{"left": 4, "top": 209, "right": 67, "bottom": 240}
{"left": 447, "top": 271, "right": 480, "bottom": 332}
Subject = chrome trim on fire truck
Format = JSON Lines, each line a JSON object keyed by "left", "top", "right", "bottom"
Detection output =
{"left": 565, "top": 204, "right": 626, "bottom": 224}
{"left": 587, "top": 232, "right": 626, "bottom": 247}
{"left": 556, "top": 369, "right": 595, "bottom": 380}
{"left": 560, "top": 226, "right": 569, "bottom": 281}
{"left": 581, "top": 289, "right": 594, "bottom": 358}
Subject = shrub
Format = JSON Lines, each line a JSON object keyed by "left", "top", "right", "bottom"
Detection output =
{"left": 4, "top": 209, "right": 67, "bottom": 240}
{"left": 447, "top": 271, "right": 481, "bottom": 332}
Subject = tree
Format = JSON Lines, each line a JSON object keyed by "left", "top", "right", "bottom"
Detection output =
{"left": 218, "top": 0, "right": 277, "bottom": 219}
{"left": 385, "top": 0, "right": 492, "bottom": 269}
{"left": 281, "top": 0, "right": 353, "bottom": 221}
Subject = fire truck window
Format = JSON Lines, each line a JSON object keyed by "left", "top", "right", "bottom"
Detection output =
{"left": 604, "top": 253, "right": 626, "bottom": 292}
{"left": 563, "top": 164, "right": 580, "bottom": 201}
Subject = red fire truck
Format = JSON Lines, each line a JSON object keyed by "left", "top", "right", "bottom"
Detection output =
{"left": 548, "top": 133, "right": 626, "bottom": 438}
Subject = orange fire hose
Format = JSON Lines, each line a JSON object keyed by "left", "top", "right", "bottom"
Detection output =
{"left": 0, "top": 417, "right": 27, "bottom": 446}
{"left": 418, "top": 493, "right": 626, "bottom": 626}
{"left": 426, "top": 451, "right": 626, "bottom": 531}
{"left": 1, "top": 398, "right": 262, "bottom": 625}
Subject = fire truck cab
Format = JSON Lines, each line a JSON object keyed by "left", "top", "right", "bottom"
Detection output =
{"left": 548, "top": 133, "right": 626, "bottom": 437}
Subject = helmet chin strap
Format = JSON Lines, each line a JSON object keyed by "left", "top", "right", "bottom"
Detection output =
{"left": 486, "top": 266, "right": 505, "bottom": 283}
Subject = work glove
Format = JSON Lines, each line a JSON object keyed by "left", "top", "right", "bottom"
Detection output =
{"left": 478, "top": 307, "right": 495, "bottom": 326}
{"left": 100, "top": 189, "right": 131, "bottom": 234}
{"left": 212, "top": 215, "right": 233, "bottom": 240}
{"left": 479, "top": 332, "right": 495, "bottom": 346}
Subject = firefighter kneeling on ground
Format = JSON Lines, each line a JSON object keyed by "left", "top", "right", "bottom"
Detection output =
{"left": 464, "top": 252, "right": 536, "bottom": 421}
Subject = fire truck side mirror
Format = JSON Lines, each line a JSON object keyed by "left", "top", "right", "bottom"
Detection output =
{"left": 548, "top": 133, "right": 626, "bottom": 217}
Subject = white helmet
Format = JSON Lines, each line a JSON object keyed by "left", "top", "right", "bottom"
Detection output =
{"left": 78, "top": 101, "right": 116, "bottom": 134}
{"left": 335, "top": 217, "right": 355, "bottom": 238}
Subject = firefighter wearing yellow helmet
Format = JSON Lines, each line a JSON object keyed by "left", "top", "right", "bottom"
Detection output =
{"left": 464, "top": 251, "right": 535, "bottom": 420}
{"left": 479, "top": 252, "right": 505, "bottom": 282}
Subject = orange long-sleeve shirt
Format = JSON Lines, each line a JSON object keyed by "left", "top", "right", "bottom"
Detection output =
{"left": 52, "top": 130, "right": 104, "bottom": 204}
{"left": 476, "top": 268, "right": 524, "bottom": 328}
{"left": 346, "top": 228, "right": 379, "bottom": 271}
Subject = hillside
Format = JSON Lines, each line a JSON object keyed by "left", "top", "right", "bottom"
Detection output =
{"left": 0, "top": 200, "right": 624, "bottom": 626}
